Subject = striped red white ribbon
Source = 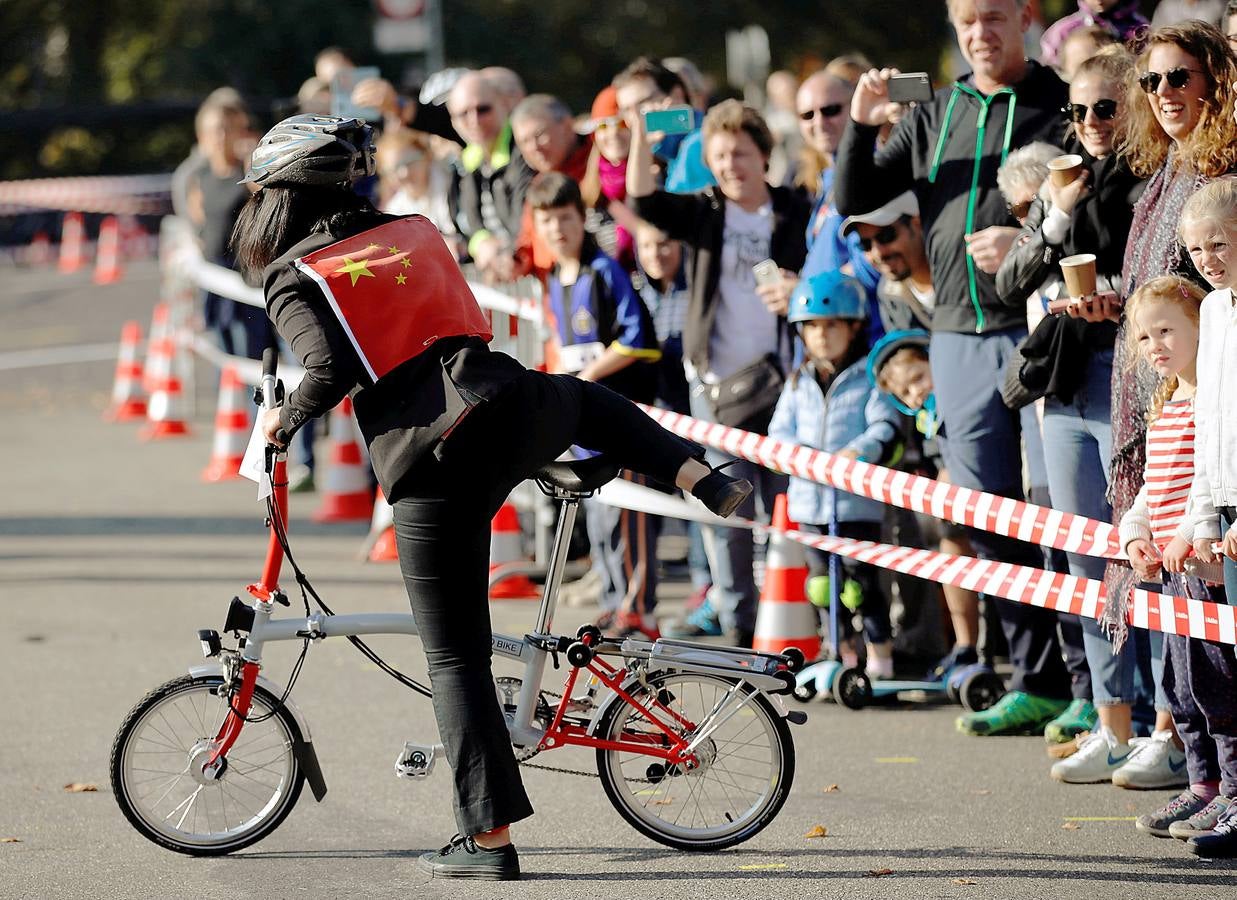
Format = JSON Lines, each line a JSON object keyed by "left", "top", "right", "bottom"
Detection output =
{"left": 784, "top": 528, "right": 1237, "bottom": 647}
{"left": 639, "top": 405, "right": 1124, "bottom": 561}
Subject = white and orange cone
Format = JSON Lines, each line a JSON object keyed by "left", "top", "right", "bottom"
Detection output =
{"left": 752, "top": 494, "right": 821, "bottom": 659}
{"left": 58, "top": 211, "right": 87, "bottom": 273}
{"left": 139, "top": 337, "right": 190, "bottom": 439}
{"left": 311, "top": 397, "right": 373, "bottom": 522}
{"left": 104, "top": 321, "right": 147, "bottom": 422}
{"left": 489, "top": 500, "right": 539, "bottom": 600}
{"left": 201, "top": 366, "right": 251, "bottom": 481}
{"left": 363, "top": 488, "right": 399, "bottom": 562}
{"left": 93, "top": 215, "right": 123, "bottom": 284}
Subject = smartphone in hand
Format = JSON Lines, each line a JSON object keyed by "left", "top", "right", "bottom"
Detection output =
{"left": 752, "top": 259, "right": 782, "bottom": 288}
{"left": 642, "top": 105, "right": 694, "bottom": 136}
{"left": 887, "top": 72, "right": 933, "bottom": 104}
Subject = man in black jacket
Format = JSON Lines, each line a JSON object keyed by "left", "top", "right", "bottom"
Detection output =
{"left": 835, "top": 0, "right": 1073, "bottom": 736}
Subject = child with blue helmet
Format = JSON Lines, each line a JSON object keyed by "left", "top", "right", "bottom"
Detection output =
{"left": 767, "top": 271, "right": 900, "bottom": 676}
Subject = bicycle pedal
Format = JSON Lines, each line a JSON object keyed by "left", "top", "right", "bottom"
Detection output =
{"left": 394, "top": 742, "right": 442, "bottom": 780}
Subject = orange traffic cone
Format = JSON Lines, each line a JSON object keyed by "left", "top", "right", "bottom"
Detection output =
{"left": 312, "top": 398, "right": 373, "bottom": 522}
{"left": 104, "top": 321, "right": 147, "bottom": 421}
{"left": 752, "top": 495, "right": 821, "bottom": 659}
{"left": 30, "top": 230, "right": 52, "bottom": 266}
{"left": 363, "top": 488, "right": 399, "bottom": 562}
{"left": 58, "top": 211, "right": 86, "bottom": 273}
{"left": 201, "top": 366, "right": 251, "bottom": 481}
{"left": 93, "top": 215, "right": 123, "bottom": 284}
{"left": 489, "top": 500, "right": 540, "bottom": 600}
{"left": 139, "top": 304, "right": 190, "bottom": 439}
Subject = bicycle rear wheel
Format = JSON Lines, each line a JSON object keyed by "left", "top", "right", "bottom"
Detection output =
{"left": 594, "top": 671, "right": 794, "bottom": 851}
{"left": 110, "top": 675, "right": 304, "bottom": 855}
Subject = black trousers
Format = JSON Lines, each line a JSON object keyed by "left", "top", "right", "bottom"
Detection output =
{"left": 392, "top": 371, "right": 698, "bottom": 835}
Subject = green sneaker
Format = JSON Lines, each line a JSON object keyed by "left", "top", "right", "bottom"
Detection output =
{"left": 956, "top": 691, "right": 1069, "bottom": 736}
{"left": 1043, "top": 698, "right": 1097, "bottom": 744}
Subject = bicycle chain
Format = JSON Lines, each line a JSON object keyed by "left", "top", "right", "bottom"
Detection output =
{"left": 513, "top": 687, "right": 653, "bottom": 783}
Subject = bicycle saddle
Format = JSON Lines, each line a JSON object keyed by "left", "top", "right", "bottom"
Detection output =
{"left": 535, "top": 456, "right": 621, "bottom": 494}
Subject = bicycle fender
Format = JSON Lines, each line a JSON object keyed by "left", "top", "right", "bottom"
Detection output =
{"left": 187, "top": 663, "right": 328, "bottom": 802}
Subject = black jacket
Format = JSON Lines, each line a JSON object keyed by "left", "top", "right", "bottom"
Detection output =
{"left": 995, "top": 145, "right": 1144, "bottom": 306}
{"left": 264, "top": 216, "right": 525, "bottom": 501}
{"left": 632, "top": 185, "right": 810, "bottom": 374}
{"left": 835, "top": 61, "right": 1069, "bottom": 335}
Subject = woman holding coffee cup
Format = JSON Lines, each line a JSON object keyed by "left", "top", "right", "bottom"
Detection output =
{"left": 996, "top": 47, "right": 1150, "bottom": 768}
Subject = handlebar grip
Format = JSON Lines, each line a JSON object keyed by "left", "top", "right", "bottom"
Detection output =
{"left": 274, "top": 428, "right": 290, "bottom": 447}
{"left": 262, "top": 347, "right": 279, "bottom": 380}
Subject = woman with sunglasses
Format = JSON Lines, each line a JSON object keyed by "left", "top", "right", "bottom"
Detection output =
{"left": 999, "top": 47, "right": 1177, "bottom": 785}
{"left": 1096, "top": 21, "right": 1237, "bottom": 794}
{"left": 579, "top": 86, "right": 638, "bottom": 271}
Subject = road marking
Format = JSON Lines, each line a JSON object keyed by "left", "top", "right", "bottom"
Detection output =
{"left": 875, "top": 757, "right": 918, "bottom": 763}
{"left": 1063, "top": 816, "right": 1137, "bottom": 822}
{"left": 738, "top": 863, "right": 787, "bottom": 871}
{"left": 0, "top": 342, "right": 118, "bottom": 371}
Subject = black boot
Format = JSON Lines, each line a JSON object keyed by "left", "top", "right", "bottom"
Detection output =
{"left": 691, "top": 460, "right": 753, "bottom": 519}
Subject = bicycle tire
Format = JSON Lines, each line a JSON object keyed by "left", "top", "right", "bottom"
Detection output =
{"left": 110, "top": 674, "right": 305, "bottom": 856}
{"left": 594, "top": 671, "right": 795, "bottom": 851}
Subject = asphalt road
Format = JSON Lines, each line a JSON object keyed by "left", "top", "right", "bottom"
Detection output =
{"left": 3, "top": 261, "right": 1235, "bottom": 899}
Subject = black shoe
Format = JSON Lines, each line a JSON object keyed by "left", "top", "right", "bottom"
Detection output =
{"left": 417, "top": 834, "right": 521, "bottom": 880}
{"left": 691, "top": 461, "right": 753, "bottom": 518}
{"left": 1188, "top": 810, "right": 1237, "bottom": 858}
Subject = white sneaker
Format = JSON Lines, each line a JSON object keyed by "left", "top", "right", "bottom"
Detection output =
{"left": 1050, "top": 727, "right": 1134, "bottom": 784}
{"left": 1112, "top": 730, "right": 1189, "bottom": 789}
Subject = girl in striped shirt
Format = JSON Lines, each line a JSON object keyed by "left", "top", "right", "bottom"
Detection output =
{"left": 1122, "top": 274, "right": 1237, "bottom": 857}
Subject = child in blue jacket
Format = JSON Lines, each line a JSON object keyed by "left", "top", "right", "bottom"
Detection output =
{"left": 768, "top": 271, "right": 900, "bottom": 677}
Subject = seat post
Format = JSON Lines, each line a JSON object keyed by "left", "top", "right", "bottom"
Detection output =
{"left": 533, "top": 491, "right": 581, "bottom": 635}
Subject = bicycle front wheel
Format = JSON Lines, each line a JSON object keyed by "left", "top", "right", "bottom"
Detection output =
{"left": 110, "top": 675, "right": 304, "bottom": 855}
{"left": 594, "top": 671, "right": 794, "bottom": 851}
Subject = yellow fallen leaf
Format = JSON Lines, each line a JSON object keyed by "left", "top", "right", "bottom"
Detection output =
{"left": 822, "top": 784, "right": 840, "bottom": 793}
{"left": 804, "top": 825, "right": 829, "bottom": 838}
{"left": 953, "top": 878, "right": 978, "bottom": 885}
{"left": 866, "top": 868, "right": 894, "bottom": 878}
{"left": 1061, "top": 822, "right": 1081, "bottom": 830}
{"left": 63, "top": 783, "right": 97, "bottom": 793}
{"left": 1, "top": 838, "right": 21, "bottom": 843}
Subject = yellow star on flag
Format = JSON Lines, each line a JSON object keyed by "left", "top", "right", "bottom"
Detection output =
{"left": 400, "top": 257, "right": 412, "bottom": 269}
{"left": 336, "top": 257, "right": 376, "bottom": 287}
{"left": 395, "top": 272, "right": 407, "bottom": 285}
{"left": 388, "top": 245, "right": 401, "bottom": 254}
{"left": 367, "top": 242, "right": 380, "bottom": 250}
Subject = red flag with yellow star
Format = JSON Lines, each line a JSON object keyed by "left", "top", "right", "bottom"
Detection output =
{"left": 293, "top": 216, "right": 492, "bottom": 382}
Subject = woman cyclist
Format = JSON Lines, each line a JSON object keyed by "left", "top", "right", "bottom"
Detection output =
{"left": 232, "top": 114, "right": 751, "bottom": 881}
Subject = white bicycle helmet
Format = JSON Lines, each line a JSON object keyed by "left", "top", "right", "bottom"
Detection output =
{"left": 242, "top": 114, "right": 375, "bottom": 187}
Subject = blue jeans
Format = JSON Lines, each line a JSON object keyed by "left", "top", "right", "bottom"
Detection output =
{"left": 930, "top": 328, "right": 1070, "bottom": 699}
{"left": 688, "top": 378, "right": 787, "bottom": 636}
{"left": 1042, "top": 351, "right": 1127, "bottom": 704}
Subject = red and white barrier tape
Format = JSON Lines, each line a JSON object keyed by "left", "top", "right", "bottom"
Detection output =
{"left": 0, "top": 175, "right": 171, "bottom": 215}
{"left": 785, "top": 529, "right": 1236, "bottom": 648}
{"left": 639, "top": 406, "right": 1124, "bottom": 562}
{"left": 596, "top": 478, "right": 1236, "bottom": 646}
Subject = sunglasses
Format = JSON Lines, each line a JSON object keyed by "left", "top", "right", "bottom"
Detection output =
{"left": 594, "top": 117, "right": 628, "bottom": 132}
{"left": 1137, "top": 67, "right": 1203, "bottom": 94}
{"left": 1007, "top": 199, "right": 1033, "bottom": 220}
{"left": 799, "top": 103, "right": 846, "bottom": 121}
{"left": 451, "top": 103, "right": 494, "bottom": 118}
{"left": 1063, "top": 99, "right": 1118, "bottom": 123}
{"left": 857, "top": 223, "right": 901, "bottom": 251}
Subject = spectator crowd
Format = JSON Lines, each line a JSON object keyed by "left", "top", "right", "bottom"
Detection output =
{"left": 176, "top": 0, "right": 1237, "bottom": 859}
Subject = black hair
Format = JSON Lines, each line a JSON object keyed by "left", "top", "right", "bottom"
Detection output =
{"left": 790, "top": 322, "right": 868, "bottom": 388}
{"left": 230, "top": 185, "right": 384, "bottom": 284}
{"left": 526, "top": 171, "right": 585, "bottom": 216}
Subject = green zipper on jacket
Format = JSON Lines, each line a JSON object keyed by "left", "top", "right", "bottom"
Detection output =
{"left": 928, "top": 83, "right": 1017, "bottom": 334}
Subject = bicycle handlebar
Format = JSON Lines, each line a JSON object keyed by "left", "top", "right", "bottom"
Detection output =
{"left": 260, "top": 348, "right": 290, "bottom": 446}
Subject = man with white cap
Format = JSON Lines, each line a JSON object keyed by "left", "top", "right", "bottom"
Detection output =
{"left": 841, "top": 191, "right": 934, "bottom": 333}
